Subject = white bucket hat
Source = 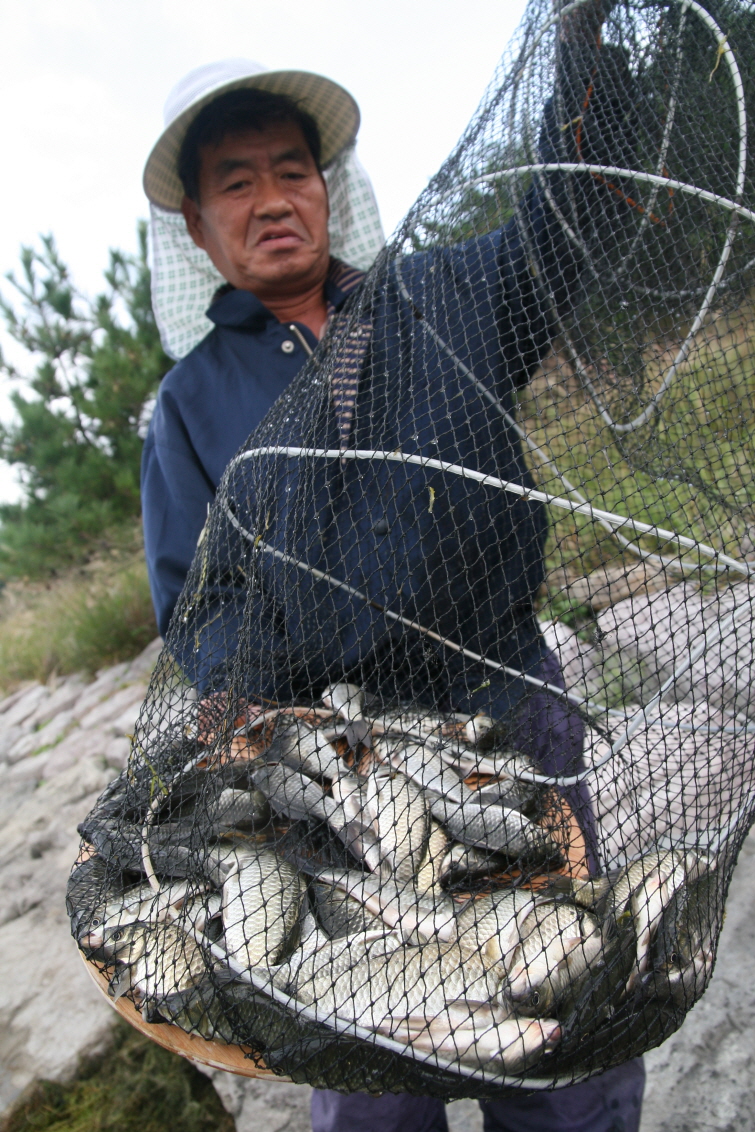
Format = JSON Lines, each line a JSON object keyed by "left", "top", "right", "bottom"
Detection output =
{"left": 145, "top": 59, "right": 385, "bottom": 360}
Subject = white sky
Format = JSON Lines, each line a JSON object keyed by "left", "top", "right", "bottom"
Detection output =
{"left": 0, "top": 0, "right": 527, "bottom": 503}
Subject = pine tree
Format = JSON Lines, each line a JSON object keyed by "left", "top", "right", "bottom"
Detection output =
{"left": 0, "top": 223, "right": 172, "bottom": 577}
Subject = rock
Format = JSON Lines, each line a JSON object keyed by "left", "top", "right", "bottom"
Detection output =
{"left": 70, "top": 667, "right": 131, "bottom": 721}
{"left": 42, "top": 731, "right": 109, "bottom": 783}
{"left": 77, "top": 683, "right": 147, "bottom": 732}
{"left": 596, "top": 582, "right": 755, "bottom": 717}
{"left": 104, "top": 734, "right": 131, "bottom": 771}
{"left": 0, "top": 682, "right": 35, "bottom": 717}
{"left": 2, "top": 685, "right": 49, "bottom": 730}
{"left": 198, "top": 1067, "right": 311, "bottom": 1132}
{"left": 6, "top": 709, "right": 76, "bottom": 764}
{"left": 539, "top": 618, "right": 600, "bottom": 690}
{"left": 548, "top": 561, "right": 669, "bottom": 611}
{"left": 122, "top": 637, "right": 163, "bottom": 683}
{"left": 25, "top": 675, "right": 87, "bottom": 730}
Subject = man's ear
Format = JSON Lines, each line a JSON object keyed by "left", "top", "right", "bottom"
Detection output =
{"left": 181, "top": 195, "right": 206, "bottom": 250}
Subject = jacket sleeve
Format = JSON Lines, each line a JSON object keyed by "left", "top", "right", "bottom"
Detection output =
{"left": 141, "top": 383, "right": 216, "bottom": 638}
{"left": 497, "top": 41, "right": 640, "bottom": 385}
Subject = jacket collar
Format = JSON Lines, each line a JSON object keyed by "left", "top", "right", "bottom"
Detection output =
{"left": 206, "top": 257, "right": 364, "bottom": 331}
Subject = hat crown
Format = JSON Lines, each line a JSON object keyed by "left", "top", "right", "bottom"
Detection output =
{"left": 163, "top": 59, "right": 267, "bottom": 128}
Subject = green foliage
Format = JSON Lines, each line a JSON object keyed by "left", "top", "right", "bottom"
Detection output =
{"left": 0, "top": 542, "right": 157, "bottom": 686}
{"left": 0, "top": 224, "right": 172, "bottom": 578}
{"left": 0, "top": 1021, "right": 234, "bottom": 1132}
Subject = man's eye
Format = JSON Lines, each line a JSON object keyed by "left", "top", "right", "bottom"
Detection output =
{"left": 225, "top": 179, "right": 249, "bottom": 193}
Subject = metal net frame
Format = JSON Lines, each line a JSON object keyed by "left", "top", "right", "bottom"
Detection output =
{"left": 70, "top": 0, "right": 755, "bottom": 1096}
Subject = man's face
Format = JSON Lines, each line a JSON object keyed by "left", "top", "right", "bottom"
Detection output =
{"left": 182, "top": 120, "right": 330, "bottom": 301}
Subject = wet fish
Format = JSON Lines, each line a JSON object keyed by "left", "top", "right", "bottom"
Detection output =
{"left": 414, "top": 821, "right": 450, "bottom": 897}
{"left": 277, "top": 932, "right": 499, "bottom": 1030}
{"left": 606, "top": 850, "right": 690, "bottom": 992}
{"left": 322, "top": 683, "right": 372, "bottom": 750}
{"left": 222, "top": 847, "right": 305, "bottom": 969}
{"left": 650, "top": 870, "right": 718, "bottom": 1006}
{"left": 312, "top": 880, "right": 385, "bottom": 940}
{"left": 317, "top": 868, "right": 457, "bottom": 943}
{"left": 329, "top": 772, "right": 384, "bottom": 872}
{"left": 439, "top": 843, "right": 511, "bottom": 887}
{"left": 107, "top": 920, "right": 208, "bottom": 1006}
{"left": 269, "top": 720, "right": 346, "bottom": 782}
{"left": 505, "top": 899, "right": 603, "bottom": 1016}
{"left": 390, "top": 740, "right": 554, "bottom": 860}
{"left": 454, "top": 889, "right": 538, "bottom": 971}
{"left": 211, "top": 787, "right": 270, "bottom": 831}
{"left": 364, "top": 771, "right": 431, "bottom": 884}
{"left": 82, "top": 880, "right": 220, "bottom": 952}
{"left": 384, "top": 1004, "right": 560, "bottom": 1071}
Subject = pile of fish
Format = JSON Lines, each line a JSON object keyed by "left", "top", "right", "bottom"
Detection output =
{"left": 68, "top": 683, "right": 721, "bottom": 1085}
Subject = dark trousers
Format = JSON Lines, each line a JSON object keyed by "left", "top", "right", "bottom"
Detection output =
{"left": 311, "top": 1061, "right": 645, "bottom": 1132}
{"left": 312, "top": 651, "right": 637, "bottom": 1132}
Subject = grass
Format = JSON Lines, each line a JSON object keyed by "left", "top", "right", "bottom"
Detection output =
{"left": 0, "top": 1022, "right": 234, "bottom": 1132}
{"left": 0, "top": 543, "right": 157, "bottom": 689}
{"left": 518, "top": 297, "right": 755, "bottom": 624}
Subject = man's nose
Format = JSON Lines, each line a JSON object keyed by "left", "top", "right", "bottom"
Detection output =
{"left": 253, "top": 175, "right": 293, "bottom": 219}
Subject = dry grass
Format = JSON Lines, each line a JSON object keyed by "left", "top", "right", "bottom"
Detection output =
{"left": 0, "top": 545, "right": 157, "bottom": 690}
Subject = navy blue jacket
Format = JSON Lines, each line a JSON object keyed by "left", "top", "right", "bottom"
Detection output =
{"left": 143, "top": 44, "right": 637, "bottom": 719}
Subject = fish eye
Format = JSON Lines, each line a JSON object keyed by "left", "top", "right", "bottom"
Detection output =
{"left": 91, "top": 918, "right": 100, "bottom": 927}
{"left": 112, "top": 931, "right": 122, "bottom": 941}
{"left": 531, "top": 991, "right": 540, "bottom": 1006}
{"left": 670, "top": 951, "right": 680, "bottom": 965}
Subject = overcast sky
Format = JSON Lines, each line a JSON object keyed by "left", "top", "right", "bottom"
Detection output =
{"left": 0, "top": 0, "right": 527, "bottom": 502}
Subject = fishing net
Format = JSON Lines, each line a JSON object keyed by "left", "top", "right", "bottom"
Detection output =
{"left": 69, "top": 0, "right": 755, "bottom": 1096}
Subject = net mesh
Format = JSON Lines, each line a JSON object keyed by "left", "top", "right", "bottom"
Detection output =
{"left": 69, "top": 0, "right": 755, "bottom": 1095}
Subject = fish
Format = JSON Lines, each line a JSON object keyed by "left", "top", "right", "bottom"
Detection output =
{"left": 125, "top": 921, "right": 208, "bottom": 1007}
{"left": 454, "top": 888, "right": 539, "bottom": 971}
{"left": 254, "top": 761, "right": 381, "bottom": 871}
{"left": 649, "top": 870, "right": 718, "bottom": 1007}
{"left": 317, "top": 868, "right": 457, "bottom": 943}
{"left": 277, "top": 932, "right": 500, "bottom": 1031}
{"left": 383, "top": 1004, "right": 560, "bottom": 1071}
{"left": 311, "top": 880, "right": 386, "bottom": 940}
{"left": 329, "top": 773, "right": 384, "bottom": 872}
{"left": 268, "top": 720, "right": 347, "bottom": 782}
{"left": 414, "top": 821, "right": 450, "bottom": 897}
{"left": 606, "top": 850, "right": 691, "bottom": 992}
{"left": 439, "top": 843, "right": 511, "bottom": 888}
{"left": 322, "top": 683, "right": 372, "bottom": 750}
{"left": 504, "top": 898, "right": 603, "bottom": 1016}
{"left": 364, "top": 771, "right": 431, "bottom": 884}
{"left": 389, "top": 740, "right": 555, "bottom": 860}
{"left": 439, "top": 798, "right": 557, "bottom": 862}
{"left": 210, "top": 787, "right": 270, "bottom": 831}
{"left": 81, "top": 880, "right": 221, "bottom": 953}
{"left": 222, "top": 847, "right": 305, "bottom": 969}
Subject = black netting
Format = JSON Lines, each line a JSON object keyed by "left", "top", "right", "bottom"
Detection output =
{"left": 69, "top": 0, "right": 755, "bottom": 1095}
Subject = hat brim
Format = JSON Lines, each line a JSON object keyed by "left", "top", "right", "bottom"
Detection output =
{"left": 143, "top": 70, "right": 360, "bottom": 211}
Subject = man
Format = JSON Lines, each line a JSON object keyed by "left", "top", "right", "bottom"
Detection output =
{"left": 141, "top": 27, "right": 645, "bottom": 1132}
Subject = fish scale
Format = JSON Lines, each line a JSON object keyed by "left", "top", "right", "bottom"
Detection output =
{"left": 222, "top": 848, "right": 305, "bottom": 969}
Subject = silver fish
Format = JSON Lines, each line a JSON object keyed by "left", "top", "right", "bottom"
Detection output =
{"left": 505, "top": 899, "right": 603, "bottom": 1016}
{"left": 212, "top": 787, "right": 270, "bottom": 831}
{"left": 279, "top": 932, "right": 499, "bottom": 1031}
{"left": 322, "top": 683, "right": 372, "bottom": 750}
{"left": 439, "top": 843, "right": 510, "bottom": 887}
{"left": 317, "top": 868, "right": 457, "bottom": 943}
{"left": 329, "top": 773, "right": 384, "bottom": 872}
{"left": 608, "top": 850, "right": 690, "bottom": 992}
{"left": 222, "top": 847, "right": 305, "bottom": 969}
{"left": 455, "top": 889, "right": 538, "bottom": 971}
{"left": 650, "top": 870, "right": 717, "bottom": 1006}
{"left": 312, "top": 880, "right": 386, "bottom": 939}
{"left": 129, "top": 921, "right": 208, "bottom": 1005}
{"left": 270, "top": 720, "right": 347, "bottom": 781}
{"left": 414, "top": 820, "right": 450, "bottom": 897}
{"left": 364, "top": 770, "right": 431, "bottom": 884}
{"left": 391, "top": 740, "right": 553, "bottom": 859}
{"left": 385, "top": 1005, "right": 560, "bottom": 1071}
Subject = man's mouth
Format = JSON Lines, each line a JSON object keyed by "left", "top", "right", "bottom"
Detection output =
{"left": 257, "top": 227, "right": 303, "bottom": 247}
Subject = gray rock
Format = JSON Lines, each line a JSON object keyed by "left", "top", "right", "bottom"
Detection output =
{"left": 103, "top": 734, "right": 131, "bottom": 771}
{"left": 6, "top": 709, "right": 76, "bottom": 764}
{"left": 122, "top": 637, "right": 163, "bottom": 683}
{"left": 77, "top": 683, "right": 147, "bottom": 732}
{"left": 42, "top": 729, "right": 108, "bottom": 781}
{"left": 0, "top": 682, "right": 36, "bottom": 716}
{"left": 2, "top": 685, "right": 49, "bottom": 730}
{"left": 25, "top": 676, "right": 87, "bottom": 730}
